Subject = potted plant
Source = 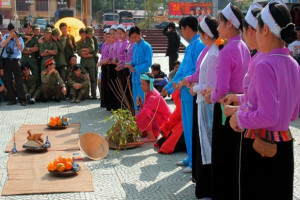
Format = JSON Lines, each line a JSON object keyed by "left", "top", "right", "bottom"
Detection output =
{"left": 105, "top": 109, "right": 143, "bottom": 153}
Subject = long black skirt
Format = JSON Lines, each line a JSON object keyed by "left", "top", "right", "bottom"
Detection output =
{"left": 100, "top": 64, "right": 108, "bottom": 108}
{"left": 192, "top": 100, "right": 212, "bottom": 199}
{"left": 240, "top": 137, "right": 294, "bottom": 200}
{"left": 211, "top": 103, "right": 241, "bottom": 200}
{"left": 115, "top": 68, "right": 134, "bottom": 112}
{"left": 106, "top": 64, "right": 118, "bottom": 111}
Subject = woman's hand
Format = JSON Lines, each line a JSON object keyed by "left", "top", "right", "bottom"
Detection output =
{"left": 221, "top": 94, "right": 239, "bottom": 106}
{"left": 224, "top": 105, "right": 238, "bottom": 117}
{"left": 203, "top": 87, "right": 214, "bottom": 104}
{"left": 229, "top": 112, "right": 243, "bottom": 132}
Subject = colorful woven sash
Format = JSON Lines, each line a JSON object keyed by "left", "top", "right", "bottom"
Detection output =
{"left": 244, "top": 129, "right": 292, "bottom": 142}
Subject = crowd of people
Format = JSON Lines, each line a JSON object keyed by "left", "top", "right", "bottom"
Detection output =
{"left": 132, "top": 1, "right": 300, "bottom": 200}
{"left": 0, "top": 22, "right": 99, "bottom": 105}
{"left": 0, "top": 0, "right": 299, "bottom": 199}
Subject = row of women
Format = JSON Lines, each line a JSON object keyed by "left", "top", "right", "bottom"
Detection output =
{"left": 98, "top": 24, "right": 136, "bottom": 112}
{"left": 162, "top": 0, "right": 300, "bottom": 199}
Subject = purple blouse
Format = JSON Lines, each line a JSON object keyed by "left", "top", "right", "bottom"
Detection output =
{"left": 125, "top": 42, "right": 135, "bottom": 64}
{"left": 117, "top": 39, "right": 129, "bottom": 67}
{"left": 238, "top": 51, "right": 266, "bottom": 111}
{"left": 211, "top": 35, "right": 250, "bottom": 103}
{"left": 100, "top": 42, "right": 109, "bottom": 62}
{"left": 237, "top": 48, "right": 300, "bottom": 131}
{"left": 186, "top": 45, "right": 210, "bottom": 84}
{"left": 109, "top": 39, "right": 121, "bottom": 60}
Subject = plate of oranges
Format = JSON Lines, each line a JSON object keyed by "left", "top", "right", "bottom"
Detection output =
{"left": 47, "top": 155, "right": 80, "bottom": 177}
{"left": 47, "top": 116, "right": 68, "bottom": 129}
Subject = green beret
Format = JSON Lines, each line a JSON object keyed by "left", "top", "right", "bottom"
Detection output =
{"left": 86, "top": 26, "right": 94, "bottom": 34}
{"left": 44, "top": 27, "right": 52, "bottom": 33}
{"left": 32, "top": 24, "right": 40, "bottom": 30}
{"left": 52, "top": 28, "right": 60, "bottom": 36}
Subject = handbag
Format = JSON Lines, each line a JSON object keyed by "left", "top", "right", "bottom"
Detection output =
{"left": 253, "top": 136, "right": 277, "bottom": 158}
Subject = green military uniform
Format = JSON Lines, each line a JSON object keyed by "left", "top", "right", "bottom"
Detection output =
{"left": 68, "top": 72, "right": 89, "bottom": 103}
{"left": 66, "top": 64, "right": 88, "bottom": 98}
{"left": 52, "top": 28, "right": 68, "bottom": 82}
{"left": 67, "top": 64, "right": 88, "bottom": 77}
{"left": 39, "top": 28, "right": 58, "bottom": 71}
{"left": 21, "top": 34, "right": 39, "bottom": 84}
{"left": 39, "top": 40, "right": 58, "bottom": 71}
{"left": 63, "top": 34, "right": 76, "bottom": 67}
{"left": 22, "top": 74, "right": 41, "bottom": 101}
{"left": 41, "top": 69, "right": 65, "bottom": 100}
{"left": 32, "top": 24, "right": 43, "bottom": 79}
{"left": 76, "top": 37, "right": 97, "bottom": 98}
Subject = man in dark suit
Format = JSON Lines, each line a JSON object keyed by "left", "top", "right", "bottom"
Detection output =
{"left": 163, "top": 21, "right": 181, "bottom": 72}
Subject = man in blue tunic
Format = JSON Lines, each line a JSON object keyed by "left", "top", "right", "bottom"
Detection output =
{"left": 161, "top": 16, "right": 205, "bottom": 173}
{"left": 125, "top": 26, "right": 153, "bottom": 113}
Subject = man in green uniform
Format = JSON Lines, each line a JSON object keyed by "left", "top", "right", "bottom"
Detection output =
{"left": 87, "top": 26, "right": 99, "bottom": 65}
{"left": 87, "top": 26, "right": 99, "bottom": 98}
{"left": 68, "top": 64, "right": 89, "bottom": 103}
{"left": 32, "top": 24, "right": 43, "bottom": 78}
{"left": 41, "top": 57, "right": 66, "bottom": 102}
{"left": 67, "top": 54, "right": 88, "bottom": 77}
{"left": 52, "top": 28, "right": 68, "bottom": 82}
{"left": 59, "top": 22, "right": 76, "bottom": 68}
{"left": 21, "top": 63, "right": 41, "bottom": 104}
{"left": 21, "top": 23, "right": 40, "bottom": 85}
{"left": 39, "top": 27, "right": 58, "bottom": 71}
{"left": 66, "top": 54, "right": 89, "bottom": 98}
{"left": 76, "top": 28, "right": 97, "bottom": 99}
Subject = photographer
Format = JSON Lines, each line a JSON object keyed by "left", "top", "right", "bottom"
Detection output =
{"left": 0, "top": 23, "right": 26, "bottom": 106}
{"left": 163, "top": 21, "right": 180, "bottom": 72}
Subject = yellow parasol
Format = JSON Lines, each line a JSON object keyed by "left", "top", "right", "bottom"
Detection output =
{"left": 54, "top": 17, "right": 86, "bottom": 42}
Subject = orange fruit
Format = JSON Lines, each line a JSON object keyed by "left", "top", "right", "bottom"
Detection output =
{"left": 57, "top": 120, "right": 62, "bottom": 126}
{"left": 66, "top": 157, "right": 72, "bottom": 163}
{"left": 57, "top": 163, "right": 65, "bottom": 172}
{"left": 53, "top": 159, "right": 59, "bottom": 170}
{"left": 58, "top": 155, "right": 65, "bottom": 163}
{"left": 47, "top": 162, "right": 55, "bottom": 172}
{"left": 65, "top": 161, "right": 73, "bottom": 170}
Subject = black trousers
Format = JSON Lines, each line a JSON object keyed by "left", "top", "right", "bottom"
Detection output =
{"left": 168, "top": 55, "right": 178, "bottom": 72}
{"left": 3, "top": 58, "right": 25, "bottom": 102}
{"left": 100, "top": 64, "right": 107, "bottom": 107}
{"left": 211, "top": 103, "right": 241, "bottom": 200}
{"left": 240, "top": 137, "right": 293, "bottom": 200}
{"left": 192, "top": 101, "right": 212, "bottom": 199}
{"left": 106, "top": 64, "right": 117, "bottom": 111}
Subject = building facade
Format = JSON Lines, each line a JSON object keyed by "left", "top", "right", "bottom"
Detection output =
{"left": 0, "top": 0, "right": 92, "bottom": 26}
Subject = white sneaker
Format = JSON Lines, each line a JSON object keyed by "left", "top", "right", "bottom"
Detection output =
{"left": 182, "top": 166, "right": 192, "bottom": 173}
{"left": 176, "top": 161, "right": 186, "bottom": 166}
{"left": 30, "top": 98, "right": 36, "bottom": 104}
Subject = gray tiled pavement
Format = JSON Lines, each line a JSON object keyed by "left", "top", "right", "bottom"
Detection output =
{"left": 0, "top": 54, "right": 299, "bottom": 200}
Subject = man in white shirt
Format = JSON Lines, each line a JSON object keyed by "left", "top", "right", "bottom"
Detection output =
{"left": 288, "top": 26, "right": 300, "bottom": 57}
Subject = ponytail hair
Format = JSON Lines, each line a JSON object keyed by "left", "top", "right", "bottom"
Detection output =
{"left": 258, "top": 3, "right": 297, "bottom": 44}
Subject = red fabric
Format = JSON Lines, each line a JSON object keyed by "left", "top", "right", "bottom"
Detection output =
{"left": 155, "top": 90, "right": 184, "bottom": 154}
{"left": 136, "top": 89, "right": 171, "bottom": 138}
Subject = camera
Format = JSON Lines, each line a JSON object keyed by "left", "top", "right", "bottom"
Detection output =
{"left": 14, "top": 31, "right": 21, "bottom": 38}
{"left": 6, "top": 46, "right": 14, "bottom": 55}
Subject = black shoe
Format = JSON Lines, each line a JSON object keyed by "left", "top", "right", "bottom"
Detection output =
{"left": 42, "top": 99, "right": 48, "bottom": 103}
{"left": 7, "top": 101, "right": 17, "bottom": 105}
{"left": 20, "top": 101, "right": 26, "bottom": 106}
{"left": 54, "top": 98, "right": 60, "bottom": 102}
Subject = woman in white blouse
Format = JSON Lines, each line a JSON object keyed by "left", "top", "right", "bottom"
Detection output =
{"left": 189, "top": 14, "right": 222, "bottom": 200}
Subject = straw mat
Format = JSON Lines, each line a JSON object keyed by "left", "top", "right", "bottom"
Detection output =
{"left": 2, "top": 151, "right": 93, "bottom": 195}
{"left": 5, "top": 123, "right": 81, "bottom": 152}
